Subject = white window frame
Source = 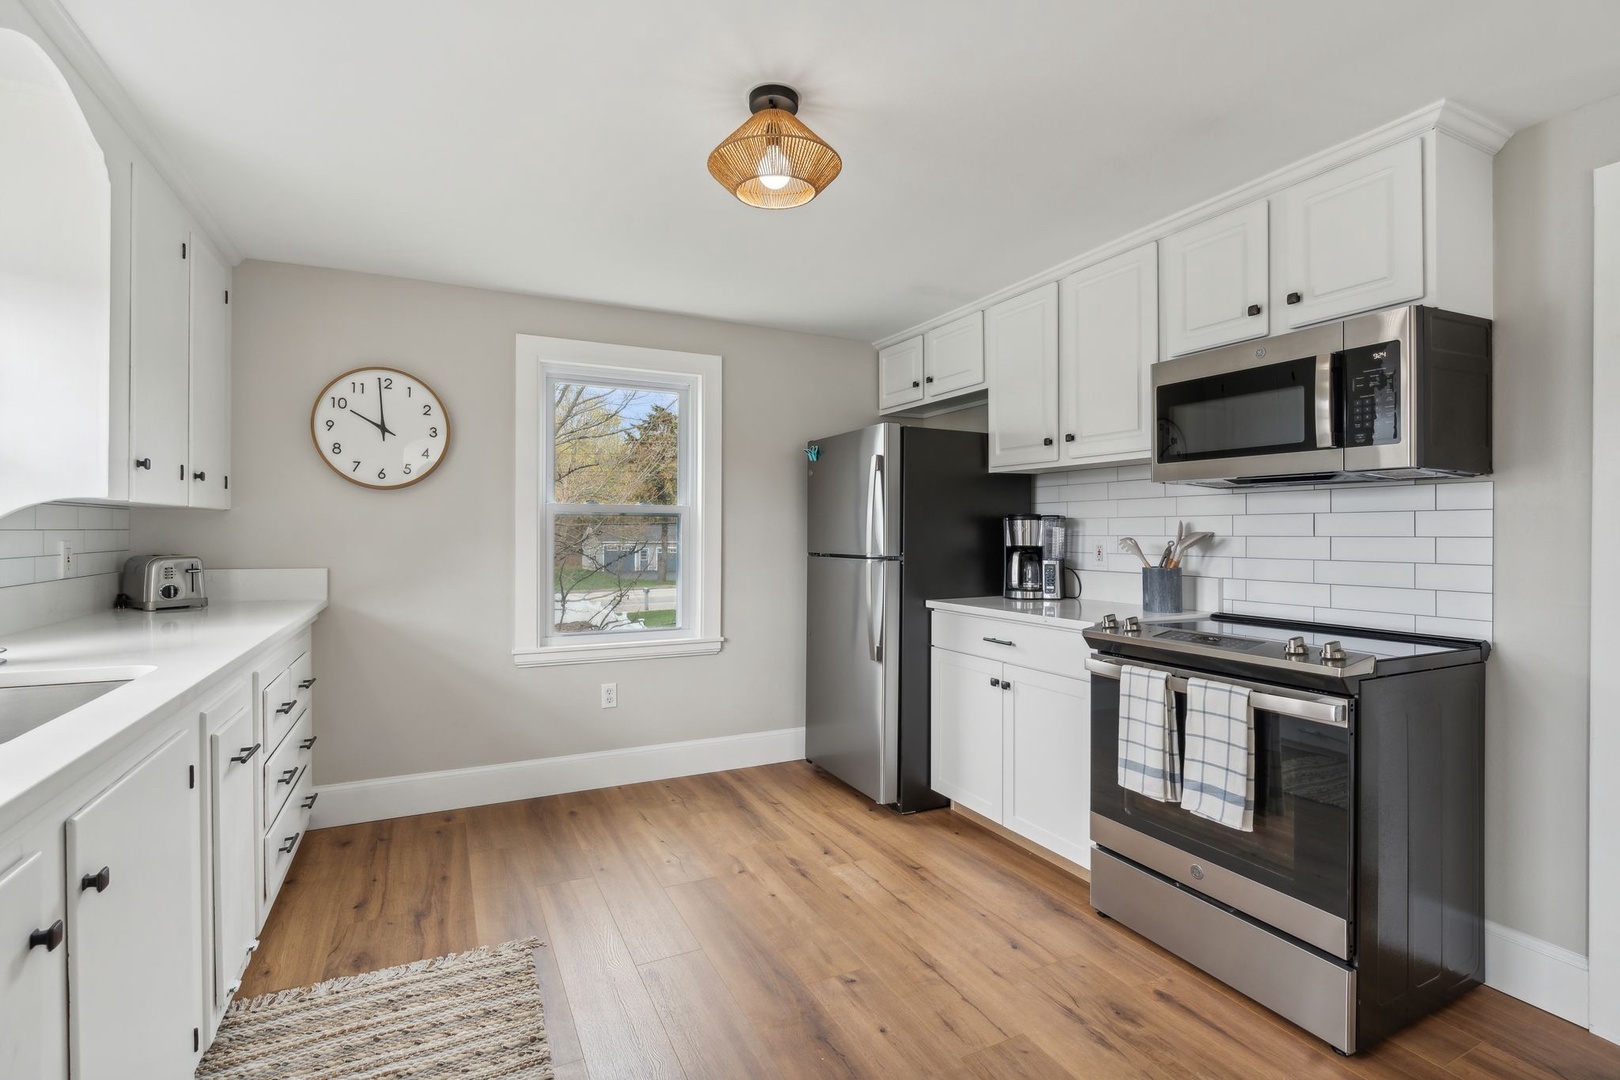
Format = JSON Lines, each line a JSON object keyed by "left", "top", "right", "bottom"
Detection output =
{"left": 514, "top": 335, "right": 722, "bottom": 666}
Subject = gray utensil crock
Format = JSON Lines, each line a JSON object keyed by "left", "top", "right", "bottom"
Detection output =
{"left": 1142, "top": 567, "right": 1183, "bottom": 614}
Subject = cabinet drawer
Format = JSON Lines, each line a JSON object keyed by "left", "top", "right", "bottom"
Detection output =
{"left": 288, "top": 650, "right": 314, "bottom": 715}
{"left": 262, "top": 710, "right": 311, "bottom": 821}
{"left": 262, "top": 769, "right": 311, "bottom": 902}
{"left": 261, "top": 669, "right": 300, "bottom": 753}
{"left": 931, "top": 612, "right": 1089, "bottom": 679}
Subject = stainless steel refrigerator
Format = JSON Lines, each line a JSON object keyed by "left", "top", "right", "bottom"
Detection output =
{"left": 804, "top": 424, "right": 1031, "bottom": 811}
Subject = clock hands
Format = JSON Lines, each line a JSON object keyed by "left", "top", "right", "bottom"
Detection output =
{"left": 348, "top": 380, "right": 398, "bottom": 441}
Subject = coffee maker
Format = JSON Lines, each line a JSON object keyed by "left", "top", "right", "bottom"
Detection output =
{"left": 1003, "top": 514, "right": 1044, "bottom": 600}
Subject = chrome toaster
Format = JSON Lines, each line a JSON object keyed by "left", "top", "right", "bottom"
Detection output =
{"left": 120, "top": 555, "right": 208, "bottom": 611}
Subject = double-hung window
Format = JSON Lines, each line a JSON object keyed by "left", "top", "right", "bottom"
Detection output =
{"left": 515, "top": 335, "right": 722, "bottom": 665}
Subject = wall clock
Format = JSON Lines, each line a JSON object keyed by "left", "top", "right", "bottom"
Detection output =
{"left": 310, "top": 366, "right": 450, "bottom": 489}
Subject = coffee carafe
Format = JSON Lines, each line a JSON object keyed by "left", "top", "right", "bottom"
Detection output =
{"left": 1003, "top": 514, "right": 1044, "bottom": 600}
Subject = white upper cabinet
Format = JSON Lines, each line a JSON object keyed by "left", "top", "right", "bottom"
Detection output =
{"left": 921, "top": 311, "right": 985, "bottom": 399}
{"left": 188, "top": 233, "right": 232, "bottom": 508}
{"left": 877, "top": 335, "right": 924, "bottom": 411}
{"left": 1273, "top": 139, "right": 1423, "bottom": 330}
{"left": 1160, "top": 200, "right": 1270, "bottom": 357}
{"left": 985, "top": 283, "right": 1059, "bottom": 470}
{"left": 1058, "top": 243, "right": 1157, "bottom": 463}
{"left": 130, "top": 164, "right": 193, "bottom": 506}
{"left": 0, "top": 29, "right": 110, "bottom": 521}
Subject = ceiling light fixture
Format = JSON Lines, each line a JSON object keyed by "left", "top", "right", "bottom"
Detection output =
{"left": 707, "top": 84, "right": 841, "bottom": 209}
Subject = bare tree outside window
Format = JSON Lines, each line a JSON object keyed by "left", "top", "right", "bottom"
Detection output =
{"left": 551, "top": 383, "right": 682, "bottom": 634}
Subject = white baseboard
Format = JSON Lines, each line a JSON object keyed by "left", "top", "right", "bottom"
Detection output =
{"left": 310, "top": 726, "right": 806, "bottom": 828}
{"left": 1485, "top": 919, "right": 1590, "bottom": 1027}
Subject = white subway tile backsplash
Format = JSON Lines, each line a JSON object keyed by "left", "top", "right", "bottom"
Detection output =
{"left": 0, "top": 507, "right": 35, "bottom": 530}
{"left": 34, "top": 504, "right": 79, "bottom": 529}
{"left": 1416, "top": 510, "right": 1493, "bottom": 537}
{"left": 0, "top": 558, "right": 35, "bottom": 587}
{"left": 0, "top": 531, "right": 43, "bottom": 558}
{"left": 1435, "top": 482, "right": 1493, "bottom": 510}
{"left": 75, "top": 506, "right": 114, "bottom": 529}
{"left": 1414, "top": 563, "right": 1492, "bottom": 593}
{"left": 1437, "top": 538, "right": 1492, "bottom": 565}
{"left": 1039, "top": 470, "right": 1491, "bottom": 637}
{"left": 0, "top": 503, "right": 129, "bottom": 592}
{"left": 82, "top": 530, "right": 129, "bottom": 554}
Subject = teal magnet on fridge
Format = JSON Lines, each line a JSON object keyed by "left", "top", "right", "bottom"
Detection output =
{"left": 804, "top": 445, "right": 820, "bottom": 462}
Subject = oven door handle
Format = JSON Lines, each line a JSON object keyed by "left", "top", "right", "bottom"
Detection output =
{"left": 1085, "top": 656, "right": 1348, "bottom": 728}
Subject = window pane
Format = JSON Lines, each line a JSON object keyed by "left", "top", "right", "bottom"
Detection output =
{"left": 553, "top": 383, "right": 680, "bottom": 504}
{"left": 553, "top": 514, "right": 681, "bottom": 635}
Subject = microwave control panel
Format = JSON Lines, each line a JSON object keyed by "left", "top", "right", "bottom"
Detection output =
{"left": 1342, "top": 340, "right": 1401, "bottom": 446}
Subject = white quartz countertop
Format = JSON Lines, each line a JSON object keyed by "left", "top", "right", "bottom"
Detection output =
{"left": 926, "top": 595, "right": 1204, "bottom": 631}
{"left": 0, "top": 597, "right": 325, "bottom": 817}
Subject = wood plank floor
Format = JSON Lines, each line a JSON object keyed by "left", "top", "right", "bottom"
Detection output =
{"left": 243, "top": 762, "right": 1620, "bottom": 1079}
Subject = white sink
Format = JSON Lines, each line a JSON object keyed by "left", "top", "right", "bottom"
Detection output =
{"left": 0, "top": 668, "right": 148, "bottom": 745}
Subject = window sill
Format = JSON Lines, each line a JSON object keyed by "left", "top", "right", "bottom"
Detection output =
{"left": 512, "top": 636, "right": 725, "bottom": 667}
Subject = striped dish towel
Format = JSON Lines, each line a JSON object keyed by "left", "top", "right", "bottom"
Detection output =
{"left": 1117, "top": 665, "right": 1180, "bottom": 802}
{"left": 1180, "top": 678, "right": 1255, "bottom": 831}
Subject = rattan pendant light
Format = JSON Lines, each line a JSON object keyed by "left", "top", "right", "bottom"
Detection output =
{"left": 708, "top": 84, "right": 841, "bottom": 209}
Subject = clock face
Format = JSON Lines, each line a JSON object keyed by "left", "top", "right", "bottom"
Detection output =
{"left": 310, "top": 367, "right": 450, "bottom": 489}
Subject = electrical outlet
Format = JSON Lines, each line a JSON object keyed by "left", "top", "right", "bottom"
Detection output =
{"left": 57, "top": 541, "right": 74, "bottom": 579}
{"left": 1089, "top": 543, "right": 1107, "bottom": 569}
{"left": 600, "top": 683, "right": 617, "bottom": 709}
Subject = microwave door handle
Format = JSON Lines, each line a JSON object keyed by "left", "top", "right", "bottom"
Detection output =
{"left": 1316, "top": 353, "right": 1336, "bottom": 449}
{"left": 1084, "top": 656, "right": 1347, "bottom": 728}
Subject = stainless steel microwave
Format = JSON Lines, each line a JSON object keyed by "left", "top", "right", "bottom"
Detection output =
{"left": 1151, "top": 305, "right": 1492, "bottom": 487}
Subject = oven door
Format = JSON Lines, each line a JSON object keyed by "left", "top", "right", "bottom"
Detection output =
{"left": 1088, "top": 656, "right": 1354, "bottom": 959}
{"left": 1151, "top": 322, "right": 1344, "bottom": 483}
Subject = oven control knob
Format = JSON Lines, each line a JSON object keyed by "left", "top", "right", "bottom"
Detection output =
{"left": 1320, "top": 640, "right": 1346, "bottom": 663}
{"left": 1284, "top": 635, "right": 1307, "bottom": 659}
{"left": 1190, "top": 864, "right": 1205, "bottom": 881}
{"left": 1099, "top": 614, "right": 1119, "bottom": 632}
{"left": 1123, "top": 617, "right": 1141, "bottom": 634}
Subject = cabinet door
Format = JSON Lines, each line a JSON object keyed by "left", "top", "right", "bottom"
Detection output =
{"left": 922, "top": 311, "right": 985, "bottom": 400}
{"left": 209, "top": 696, "right": 256, "bottom": 1009}
{"left": 929, "top": 648, "right": 1006, "bottom": 820}
{"left": 130, "top": 165, "right": 192, "bottom": 505}
{"left": 985, "top": 282, "right": 1060, "bottom": 469}
{"left": 1059, "top": 244, "right": 1157, "bottom": 463}
{"left": 877, "top": 336, "right": 924, "bottom": 411}
{"left": 1274, "top": 138, "right": 1423, "bottom": 329}
{"left": 188, "top": 233, "right": 232, "bottom": 509}
{"left": 1160, "top": 200, "right": 1269, "bottom": 357}
{"left": 66, "top": 728, "right": 202, "bottom": 1079}
{"left": 1003, "top": 666, "right": 1092, "bottom": 867}
{"left": 0, "top": 847, "right": 68, "bottom": 1080}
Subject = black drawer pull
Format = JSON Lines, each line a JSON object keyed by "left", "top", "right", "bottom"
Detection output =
{"left": 231, "top": 743, "right": 261, "bottom": 764}
{"left": 279, "top": 833, "right": 301, "bottom": 854}
{"left": 276, "top": 701, "right": 297, "bottom": 715}
{"left": 1042, "top": 437, "right": 1053, "bottom": 446}
{"left": 981, "top": 636, "right": 1016, "bottom": 647}
{"left": 134, "top": 457, "right": 151, "bottom": 470}
{"left": 925, "top": 375, "right": 934, "bottom": 383}
{"left": 1286, "top": 291, "right": 1303, "bottom": 305}
{"left": 1247, "top": 303, "right": 1262, "bottom": 316}
{"left": 81, "top": 867, "right": 110, "bottom": 893}
{"left": 278, "top": 768, "right": 299, "bottom": 786}
{"left": 1064, "top": 433, "right": 1075, "bottom": 442}
{"left": 298, "top": 678, "right": 317, "bottom": 690}
{"left": 299, "top": 736, "right": 317, "bottom": 751}
{"left": 301, "top": 793, "right": 320, "bottom": 810}
{"left": 910, "top": 380, "right": 919, "bottom": 388}
{"left": 29, "top": 920, "right": 64, "bottom": 952}
{"left": 193, "top": 470, "right": 206, "bottom": 481}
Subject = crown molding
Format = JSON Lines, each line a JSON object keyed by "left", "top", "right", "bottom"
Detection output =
{"left": 874, "top": 98, "right": 1513, "bottom": 349}
{"left": 17, "top": 0, "right": 243, "bottom": 265}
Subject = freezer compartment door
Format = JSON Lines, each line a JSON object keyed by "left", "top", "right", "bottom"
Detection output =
{"left": 805, "top": 555, "right": 901, "bottom": 803}
{"left": 807, "top": 424, "right": 902, "bottom": 557}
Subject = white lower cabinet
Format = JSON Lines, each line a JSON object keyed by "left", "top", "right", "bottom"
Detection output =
{"left": 929, "top": 611, "right": 1093, "bottom": 868}
{"left": 66, "top": 727, "right": 203, "bottom": 1079}
{"left": 207, "top": 683, "right": 257, "bottom": 1012}
{"left": 0, "top": 844, "right": 68, "bottom": 1080}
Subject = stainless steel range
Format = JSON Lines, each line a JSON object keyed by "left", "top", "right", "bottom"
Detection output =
{"left": 1082, "top": 612, "right": 1489, "bottom": 1055}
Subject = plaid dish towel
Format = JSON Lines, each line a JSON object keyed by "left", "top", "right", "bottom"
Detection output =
{"left": 1180, "top": 677, "right": 1255, "bottom": 831}
{"left": 1117, "top": 665, "right": 1180, "bottom": 801}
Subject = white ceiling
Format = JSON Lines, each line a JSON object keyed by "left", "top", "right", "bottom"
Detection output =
{"left": 55, "top": 0, "right": 1620, "bottom": 342}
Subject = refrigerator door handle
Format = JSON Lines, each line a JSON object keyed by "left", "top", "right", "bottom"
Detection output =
{"left": 868, "top": 560, "right": 885, "bottom": 663}
{"left": 867, "top": 453, "right": 885, "bottom": 555}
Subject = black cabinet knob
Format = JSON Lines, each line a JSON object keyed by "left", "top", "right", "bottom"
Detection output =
{"left": 1247, "top": 304, "right": 1262, "bottom": 317}
{"left": 911, "top": 381, "right": 919, "bottom": 388}
{"left": 81, "top": 867, "right": 110, "bottom": 893}
{"left": 1001, "top": 681, "right": 1012, "bottom": 691}
{"left": 231, "top": 742, "right": 262, "bottom": 764}
{"left": 134, "top": 458, "right": 152, "bottom": 470}
{"left": 193, "top": 471, "right": 206, "bottom": 481}
{"left": 925, "top": 376, "right": 934, "bottom": 383}
{"left": 1286, "top": 292, "right": 1303, "bottom": 305}
{"left": 990, "top": 677, "right": 1001, "bottom": 687}
{"left": 1064, "top": 433, "right": 1076, "bottom": 442}
{"left": 29, "top": 920, "right": 64, "bottom": 952}
{"left": 1042, "top": 437, "right": 1054, "bottom": 446}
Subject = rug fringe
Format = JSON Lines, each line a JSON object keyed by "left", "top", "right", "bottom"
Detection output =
{"left": 232, "top": 936, "right": 545, "bottom": 1013}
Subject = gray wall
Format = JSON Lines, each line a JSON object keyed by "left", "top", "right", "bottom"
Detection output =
{"left": 133, "top": 261, "right": 877, "bottom": 785}
{"left": 1489, "top": 91, "right": 1620, "bottom": 954}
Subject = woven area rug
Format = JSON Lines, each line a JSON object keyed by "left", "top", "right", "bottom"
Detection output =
{"left": 197, "top": 937, "right": 552, "bottom": 1079}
